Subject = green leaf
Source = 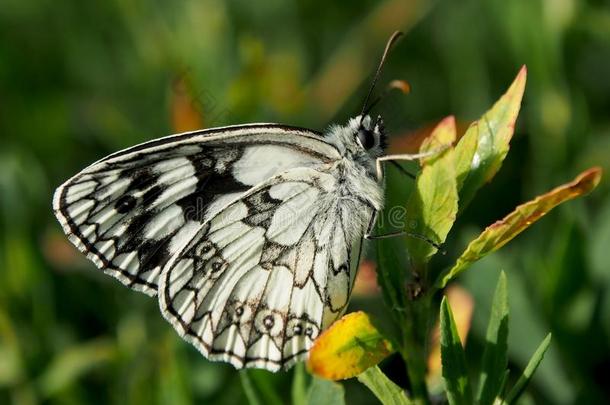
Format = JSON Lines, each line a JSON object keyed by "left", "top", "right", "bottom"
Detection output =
{"left": 405, "top": 116, "right": 458, "bottom": 265}
{"left": 375, "top": 234, "right": 407, "bottom": 317}
{"left": 243, "top": 370, "right": 284, "bottom": 405}
{"left": 502, "top": 333, "right": 552, "bottom": 405}
{"left": 497, "top": 370, "right": 510, "bottom": 401}
{"left": 457, "top": 66, "right": 527, "bottom": 211}
{"left": 356, "top": 366, "right": 414, "bottom": 405}
{"left": 476, "top": 271, "right": 509, "bottom": 405}
{"left": 436, "top": 167, "right": 603, "bottom": 288}
{"left": 453, "top": 123, "right": 478, "bottom": 192}
{"left": 240, "top": 370, "right": 263, "bottom": 405}
{"left": 440, "top": 297, "right": 473, "bottom": 405}
{"left": 307, "top": 377, "right": 345, "bottom": 405}
{"left": 292, "top": 363, "right": 309, "bottom": 405}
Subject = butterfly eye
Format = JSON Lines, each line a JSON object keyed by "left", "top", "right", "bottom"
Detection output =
{"left": 356, "top": 129, "right": 376, "bottom": 150}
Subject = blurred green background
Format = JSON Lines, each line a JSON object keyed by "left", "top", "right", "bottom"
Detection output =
{"left": 1, "top": 0, "right": 609, "bottom": 403}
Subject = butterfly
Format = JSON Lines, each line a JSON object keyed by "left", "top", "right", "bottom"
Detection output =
{"left": 52, "top": 31, "right": 433, "bottom": 371}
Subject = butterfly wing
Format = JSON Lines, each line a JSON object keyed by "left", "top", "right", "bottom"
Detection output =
{"left": 159, "top": 167, "right": 373, "bottom": 370}
{"left": 53, "top": 124, "right": 340, "bottom": 296}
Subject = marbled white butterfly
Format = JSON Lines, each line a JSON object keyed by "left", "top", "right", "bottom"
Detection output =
{"left": 52, "top": 31, "right": 433, "bottom": 371}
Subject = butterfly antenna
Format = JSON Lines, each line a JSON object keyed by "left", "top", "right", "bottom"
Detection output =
{"left": 359, "top": 31, "right": 404, "bottom": 125}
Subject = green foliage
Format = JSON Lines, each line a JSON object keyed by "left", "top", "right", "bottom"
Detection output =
{"left": 372, "top": 67, "right": 531, "bottom": 404}
{"left": 361, "top": 64, "right": 598, "bottom": 404}
{"left": 440, "top": 273, "right": 552, "bottom": 405}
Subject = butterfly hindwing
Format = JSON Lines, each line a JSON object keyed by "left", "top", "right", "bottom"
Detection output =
{"left": 53, "top": 125, "right": 340, "bottom": 296}
{"left": 159, "top": 167, "right": 373, "bottom": 370}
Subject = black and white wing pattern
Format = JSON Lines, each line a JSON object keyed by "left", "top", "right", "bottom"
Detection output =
{"left": 53, "top": 125, "right": 339, "bottom": 296}
{"left": 159, "top": 167, "right": 374, "bottom": 370}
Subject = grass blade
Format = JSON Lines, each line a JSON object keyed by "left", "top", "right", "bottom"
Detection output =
{"left": 502, "top": 333, "right": 552, "bottom": 405}
{"left": 239, "top": 370, "right": 262, "bottom": 405}
{"left": 440, "top": 297, "right": 473, "bottom": 405}
{"left": 239, "top": 370, "right": 283, "bottom": 405}
{"left": 476, "top": 271, "right": 509, "bottom": 405}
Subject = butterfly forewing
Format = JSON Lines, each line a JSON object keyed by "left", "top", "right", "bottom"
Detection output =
{"left": 158, "top": 167, "right": 372, "bottom": 370}
{"left": 53, "top": 124, "right": 340, "bottom": 296}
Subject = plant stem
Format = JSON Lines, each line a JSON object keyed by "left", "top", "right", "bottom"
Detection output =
{"left": 400, "top": 290, "right": 432, "bottom": 405}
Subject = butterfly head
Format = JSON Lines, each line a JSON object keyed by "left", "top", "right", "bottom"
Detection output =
{"left": 325, "top": 114, "right": 386, "bottom": 161}
{"left": 355, "top": 114, "right": 386, "bottom": 153}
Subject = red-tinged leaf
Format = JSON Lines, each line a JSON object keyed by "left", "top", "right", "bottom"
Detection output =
{"left": 419, "top": 115, "right": 457, "bottom": 165}
{"left": 389, "top": 120, "right": 471, "bottom": 155}
{"left": 436, "top": 167, "right": 603, "bottom": 288}
{"left": 307, "top": 312, "right": 393, "bottom": 381}
{"left": 457, "top": 66, "right": 527, "bottom": 210}
{"left": 405, "top": 117, "right": 458, "bottom": 264}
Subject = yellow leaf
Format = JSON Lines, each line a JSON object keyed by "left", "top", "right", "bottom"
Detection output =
{"left": 307, "top": 312, "right": 393, "bottom": 380}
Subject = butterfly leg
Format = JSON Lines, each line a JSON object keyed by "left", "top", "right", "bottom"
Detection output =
{"left": 363, "top": 209, "right": 445, "bottom": 253}
{"left": 376, "top": 143, "right": 452, "bottom": 181}
{"left": 365, "top": 231, "right": 445, "bottom": 254}
{"left": 375, "top": 150, "right": 440, "bottom": 181}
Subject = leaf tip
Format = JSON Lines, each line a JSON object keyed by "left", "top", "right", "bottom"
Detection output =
{"left": 577, "top": 166, "right": 603, "bottom": 194}
{"left": 440, "top": 115, "right": 457, "bottom": 127}
{"left": 498, "top": 270, "right": 507, "bottom": 285}
{"left": 419, "top": 115, "right": 457, "bottom": 163}
{"left": 510, "top": 65, "right": 527, "bottom": 99}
